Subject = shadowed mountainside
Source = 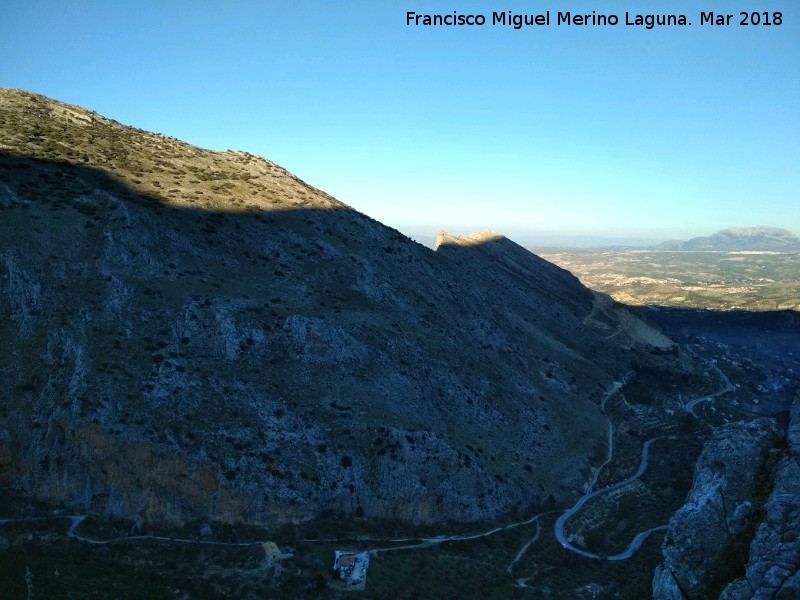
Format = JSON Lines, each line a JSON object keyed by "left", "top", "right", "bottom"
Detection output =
{"left": 0, "top": 88, "right": 696, "bottom": 528}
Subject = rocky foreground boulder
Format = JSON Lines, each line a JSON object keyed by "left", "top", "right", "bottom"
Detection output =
{"left": 719, "top": 395, "right": 800, "bottom": 600}
{"left": 653, "top": 396, "right": 800, "bottom": 600}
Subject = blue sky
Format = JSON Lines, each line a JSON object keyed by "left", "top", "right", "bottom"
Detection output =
{"left": 1, "top": 1, "right": 798, "bottom": 243}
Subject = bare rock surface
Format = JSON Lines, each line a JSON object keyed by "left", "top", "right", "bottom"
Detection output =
{"left": 654, "top": 395, "right": 800, "bottom": 600}
{"left": 719, "top": 395, "right": 800, "bottom": 600}
{"left": 653, "top": 418, "right": 782, "bottom": 599}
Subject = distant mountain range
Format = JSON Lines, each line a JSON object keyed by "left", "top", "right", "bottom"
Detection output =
{"left": 659, "top": 226, "right": 800, "bottom": 251}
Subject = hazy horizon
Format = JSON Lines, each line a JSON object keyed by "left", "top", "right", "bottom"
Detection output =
{"left": 2, "top": 1, "right": 798, "bottom": 238}
{"left": 401, "top": 224, "right": 800, "bottom": 249}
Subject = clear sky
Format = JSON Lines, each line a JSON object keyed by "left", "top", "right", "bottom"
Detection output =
{"left": 1, "top": 1, "right": 798, "bottom": 244}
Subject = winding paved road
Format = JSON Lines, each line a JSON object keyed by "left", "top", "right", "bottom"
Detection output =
{"left": 370, "top": 510, "right": 558, "bottom": 555}
{"left": 554, "top": 438, "right": 663, "bottom": 560}
{"left": 586, "top": 374, "right": 631, "bottom": 492}
{"left": 2, "top": 514, "right": 258, "bottom": 547}
{"left": 685, "top": 356, "right": 734, "bottom": 416}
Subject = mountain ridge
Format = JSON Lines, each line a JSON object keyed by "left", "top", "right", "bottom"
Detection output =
{"left": 0, "top": 89, "right": 693, "bottom": 529}
{"left": 659, "top": 226, "right": 800, "bottom": 251}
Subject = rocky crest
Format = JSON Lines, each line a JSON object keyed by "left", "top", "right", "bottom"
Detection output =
{"left": 0, "top": 89, "right": 693, "bottom": 529}
{"left": 653, "top": 395, "right": 800, "bottom": 599}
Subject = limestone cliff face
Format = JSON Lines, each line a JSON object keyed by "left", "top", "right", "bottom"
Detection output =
{"left": 718, "top": 396, "right": 800, "bottom": 600}
{"left": 653, "top": 396, "right": 800, "bottom": 600}
{"left": 0, "top": 89, "right": 687, "bottom": 528}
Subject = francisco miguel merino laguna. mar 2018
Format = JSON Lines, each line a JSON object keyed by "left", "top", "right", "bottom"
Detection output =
{"left": 406, "top": 10, "right": 784, "bottom": 29}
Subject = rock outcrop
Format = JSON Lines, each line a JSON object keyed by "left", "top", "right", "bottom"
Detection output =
{"left": 654, "top": 396, "right": 800, "bottom": 600}
{"left": 653, "top": 418, "right": 782, "bottom": 599}
{"left": 719, "top": 395, "right": 800, "bottom": 600}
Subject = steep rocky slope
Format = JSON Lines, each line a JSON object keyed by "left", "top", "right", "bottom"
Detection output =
{"left": 1, "top": 89, "right": 687, "bottom": 528}
{"left": 653, "top": 395, "right": 800, "bottom": 600}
